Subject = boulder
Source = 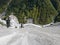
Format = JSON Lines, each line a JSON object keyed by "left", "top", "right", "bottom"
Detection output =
{"left": 9, "top": 15, "right": 19, "bottom": 28}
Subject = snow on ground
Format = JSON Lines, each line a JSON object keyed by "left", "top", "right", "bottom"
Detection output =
{"left": 0, "top": 23, "right": 60, "bottom": 45}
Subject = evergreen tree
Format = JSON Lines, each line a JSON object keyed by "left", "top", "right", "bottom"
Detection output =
{"left": 51, "top": 0, "right": 60, "bottom": 22}
{"left": 0, "top": 0, "right": 59, "bottom": 25}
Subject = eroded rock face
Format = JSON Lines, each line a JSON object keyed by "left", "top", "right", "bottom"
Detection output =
{"left": 9, "top": 15, "right": 19, "bottom": 28}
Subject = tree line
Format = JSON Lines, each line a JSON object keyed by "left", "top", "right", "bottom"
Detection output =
{"left": 0, "top": 0, "right": 60, "bottom": 25}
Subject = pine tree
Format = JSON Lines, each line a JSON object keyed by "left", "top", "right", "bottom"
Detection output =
{"left": 51, "top": 0, "right": 60, "bottom": 22}
{"left": 1, "top": 0, "right": 59, "bottom": 25}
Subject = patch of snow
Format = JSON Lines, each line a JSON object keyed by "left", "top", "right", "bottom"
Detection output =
{"left": 0, "top": 23, "right": 60, "bottom": 45}
{"left": 0, "top": 18, "right": 6, "bottom": 25}
{"left": 24, "top": 23, "right": 42, "bottom": 28}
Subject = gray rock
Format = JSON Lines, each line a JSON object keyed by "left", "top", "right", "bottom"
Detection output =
{"left": 9, "top": 14, "right": 19, "bottom": 28}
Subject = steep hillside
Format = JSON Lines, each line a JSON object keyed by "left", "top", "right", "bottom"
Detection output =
{"left": 0, "top": 0, "right": 59, "bottom": 25}
{"left": 51, "top": 0, "right": 60, "bottom": 22}
{"left": 0, "top": 0, "right": 9, "bottom": 13}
